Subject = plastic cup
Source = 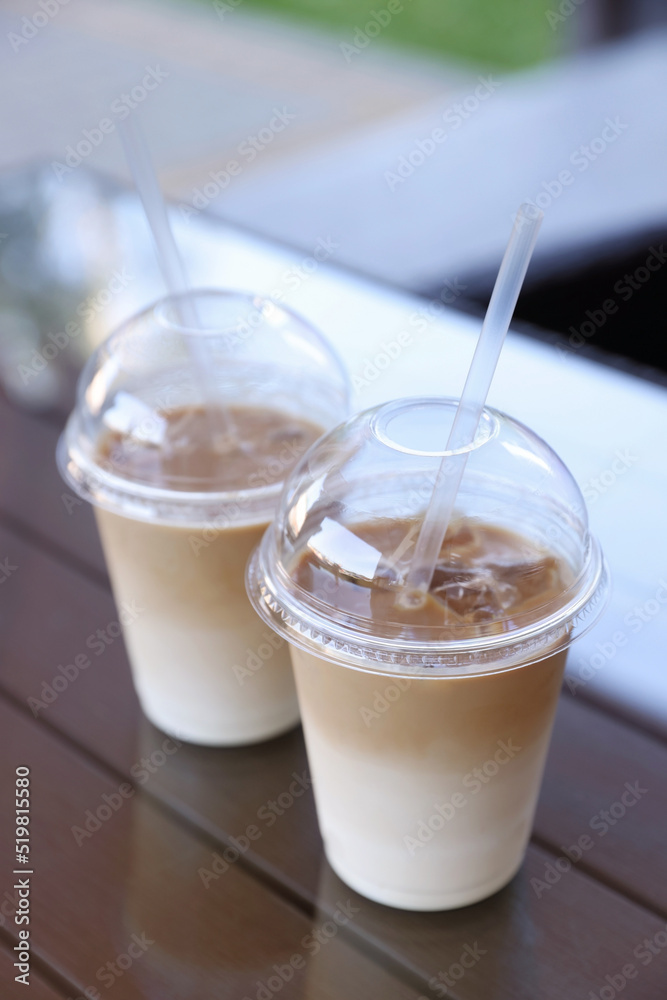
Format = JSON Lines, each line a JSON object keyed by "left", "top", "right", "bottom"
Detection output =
{"left": 247, "top": 397, "right": 609, "bottom": 910}
{"left": 58, "top": 289, "right": 349, "bottom": 746}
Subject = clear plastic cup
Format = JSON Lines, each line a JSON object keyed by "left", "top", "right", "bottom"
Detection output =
{"left": 247, "top": 397, "right": 609, "bottom": 910}
{"left": 58, "top": 289, "right": 349, "bottom": 746}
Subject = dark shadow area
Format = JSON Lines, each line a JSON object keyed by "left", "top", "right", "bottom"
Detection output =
{"left": 424, "top": 229, "right": 667, "bottom": 386}
{"left": 513, "top": 234, "right": 667, "bottom": 374}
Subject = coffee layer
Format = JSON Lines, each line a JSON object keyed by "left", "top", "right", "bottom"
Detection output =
{"left": 288, "top": 520, "right": 570, "bottom": 908}
{"left": 293, "top": 518, "right": 571, "bottom": 635}
{"left": 98, "top": 404, "right": 322, "bottom": 492}
{"left": 93, "top": 403, "right": 321, "bottom": 745}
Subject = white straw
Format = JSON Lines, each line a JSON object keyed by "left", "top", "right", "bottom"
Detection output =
{"left": 119, "top": 117, "right": 191, "bottom": 300}
{"left": 119, "top": 117, "right": 231, "bottom": 431}
{"left": 403, "top": 204, "right": 544, "bottom": 597}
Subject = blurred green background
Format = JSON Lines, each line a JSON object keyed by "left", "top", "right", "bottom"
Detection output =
{"left": 207, "top": 0, "right": 561, "bottom": 69}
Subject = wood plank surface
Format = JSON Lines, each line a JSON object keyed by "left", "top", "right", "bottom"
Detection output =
{"left": 1, "top": 512, "right": 666, "bottom": 918}
{"left": 0, "top": 391, "right": 105, "bottom": 580}
{"left": 534, "top": 694, "right": 667, "bottom": 915}
{"left": 1, "top": 523, "right": 667, "bottom": 997}
{"left": 0, "top": 697, "right": 421, "bottom": 1000}
{"left": 312, "top": 854, "right": 667, "bottom": 1000}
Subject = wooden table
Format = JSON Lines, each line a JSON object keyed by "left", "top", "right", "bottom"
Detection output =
{"left": 1, "top": 384, "right": 666, "bottom": 999}
{"left": 1, "top": 165, "right": 666, "bottom": 996}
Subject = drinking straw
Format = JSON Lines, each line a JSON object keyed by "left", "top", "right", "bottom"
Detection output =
{"left": 402, "top": 204, "right": 544, "bottom": 599}
{"left": 119, "top": 118, "right": 233, "bottom": 436}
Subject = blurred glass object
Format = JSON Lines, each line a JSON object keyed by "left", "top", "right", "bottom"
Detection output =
{"left": 0, "top": 165, "right": 162, "bottom": 413}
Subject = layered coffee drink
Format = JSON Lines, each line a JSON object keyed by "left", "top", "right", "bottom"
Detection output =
{"left": 248, "top": 397, "right": 608, "bottom": 909}
{"left": 58, "top": 289, "right": 350, "bottom": 745}
{"left": 95, "top": 404, "right": 322, "bottom": 745}
{"left": 288, "top": 519, "right": 571, "bottom": 909}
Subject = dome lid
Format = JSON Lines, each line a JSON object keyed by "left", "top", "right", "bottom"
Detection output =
{"left": 247, "top": 398, "right": 609, "bottom": 674}
{"left": 57, "top": 289, "right": 349, "bottom": 526}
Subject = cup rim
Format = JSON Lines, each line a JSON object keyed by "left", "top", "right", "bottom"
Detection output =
{"left": 57, "top": 287, "right": 350, "bottom": 527}
{"left": 57, "top": 426, "right": 286, "bottom": 527}
{"left": 246, "top": 526, "right": 610, "bottom": 677}
{"left": 370, "top": 398, "right": 500, "bottom": 458}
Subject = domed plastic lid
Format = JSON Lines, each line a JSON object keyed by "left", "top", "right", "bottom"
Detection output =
{"left": 58, "top": 289, "right": 349, "bottom": 526}
{"left": 247, "top": 398, "right": 609, "bottom": 675}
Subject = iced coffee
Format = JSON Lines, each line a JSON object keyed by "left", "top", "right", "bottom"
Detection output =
{"left": 247, "top": 398, "right": 609, "bottom": 909}
{"left": 290, "top": 519, "right": 571, "bottom": 909}
{"left": 96, "top": 404, "right": 321, "bottom": 745}
{"left": 58, "top": 290, "right": 349, "bottom": 745}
